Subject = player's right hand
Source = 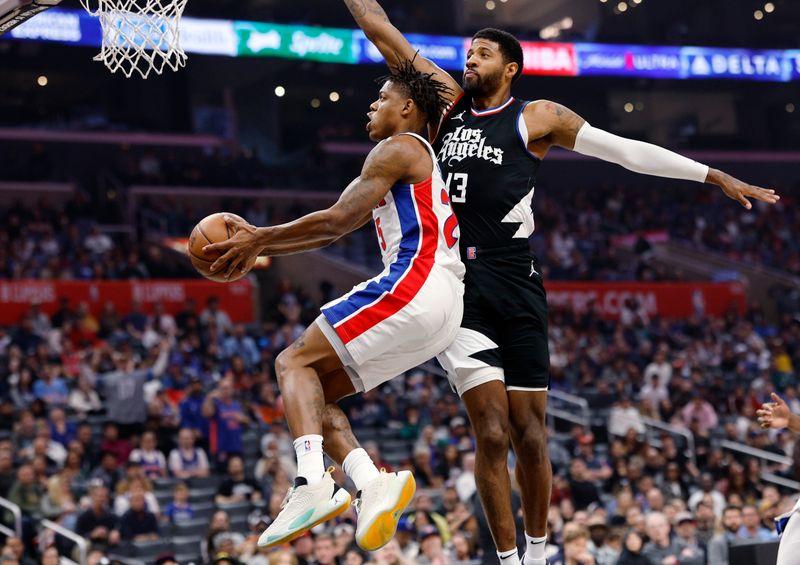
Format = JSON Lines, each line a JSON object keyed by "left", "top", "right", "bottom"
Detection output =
{"left": 756, "top": 392, "right": 791, "bottom": 430}
{"left": 204, "top": 215, "right": 263, "bottom": 280}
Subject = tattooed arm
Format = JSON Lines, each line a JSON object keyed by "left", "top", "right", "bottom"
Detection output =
{"left": 523, "top": 100, "right": 779, "bottom": 208}
{"left": 204, "top": 136, "right": 426, "bottom": 278}
{"left": 342, "top": 0, "right": 461, "bottom": 101}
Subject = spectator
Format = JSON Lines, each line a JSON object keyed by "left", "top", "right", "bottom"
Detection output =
{"left": 119, "top": 492, "right": 159, "bottom": 542}
{"left": 179, "top": 377, "right": 208, "bottom": 439}
{"left": 707, "top": 505, "right": 744, "bottom": 565}
{"left": 129, "top": 431, "right": 167, "bottom": 479}
{"left": 575, "top": 434, "right": 612, "bottom": 482}
{"left": 687, "top": 473, "right": 726, "bottom": 517}
{"left": 372, "top": 538, "right": 413, "bottom": 565}
{"left": 223, "top": 325, "right": 260, "bottom": 369}
{"left": 642, "top": 511, "right": 698, "bottom": 565}
{"left": 417, "top": 526, "right": 446, "bottom": 565}
{"left": 85, "top": 225, "right": 113, "bottom": 255}
{"left": 643, "top": 350, "right": 672, "bottom": 388}
{"left": 91, "top": 451, "right": 123, "bottom": 492}
{"left": 205, "top": 511, "right": 245, "bottom": 562}
{"left": 38, "top": 547, "right": 59, "bottom": 565}
{"left": 99, "top": 423, "right": 133, "bottom": 464}
{"left": 7, "top": 464, "right": 42, "bottom": 517}
{"left": 0, "top": 450, "right": 16, "bottom": 497}
{"left": 203, "top": 379, "right": 248, "bottom": 466}
{"left": 454, "top": 452, "right": 476, "bottom": 502}
{"left": 32, "top": 362, "right": 68, "bottom": 406}
{"left": 550, "top": 523, "right": 595, "bottom": 565}
{"left": 568, "top": 459, "right": 601, "bottom": 511}
{"left": 215, "top": 455, "right": 262, "bottom": 506}
{"left": 200, "top": 296, "right": 232, "bottom": 334}
{"left": 449, "top": 531, "right": 477, "bottom": 561}
{"left": 168, "top": 427, "right": 210, "bottom": 478}
{"left": 411, "top": 446, "right": 439, "bottom": 489}
{"left": 267, "top": 550, "right": 298, "bottom": 565}
{"left": 738, "top": 504, "right": 776, "bottom": 540}
{"left": 114, "top": 475, "right": 160, "bottom": 516}
{"left": 306, "top": 532, "right": 339, "bottom": 565}
{"left": 586, "top": 517, "right": 617, "bottom": 565}
{"left": 680, "top": 394, "right": 719, "bottom": 429}
{"left": 693, "top": 501, "right": 716, "bottom": 545}
{"left": 47, "top": 407, "right": 75, "bottom": 448}
{"left": 1, "top": 536, "right": 34, "bottom": 565}
{"left": 164, "top": 482, "right": 194, "bottom": 523}
{"left": 608, "top": 396, "right": 645, "bottom": 437}
{"left": 672, "top": 511, "right": 706, "bottom": 564}
{"left": 75, "top": 484, "right": 121, "bottom": 548}
{"left": 99, "top": 340, "right": 169, "bottom": 437}
{"left": 68, "top": 377, "right": 102, "bottom": 416}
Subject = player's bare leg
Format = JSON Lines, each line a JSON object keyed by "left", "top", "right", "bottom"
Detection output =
{"left": 258, "top": 323, "right": 352, "bottom": 548}
{"left": 508, "top": 391, "right": 551, "bottom": 565}
{"left": 461, "top": 381, "right": 518, "bottom": 559}
{"left": 321, "top": 372, "right": 416, "bottom": 550}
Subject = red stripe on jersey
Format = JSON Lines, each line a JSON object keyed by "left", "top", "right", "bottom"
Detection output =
{"left": 335, "top": 177, "right": 438, "bottom": 343}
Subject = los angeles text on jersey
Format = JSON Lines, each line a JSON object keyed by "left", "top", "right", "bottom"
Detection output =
{"left": 438, "top": 126, "right": 504, "bottom": 166}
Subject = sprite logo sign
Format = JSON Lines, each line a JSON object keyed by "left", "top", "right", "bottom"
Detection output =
{"left": 234, "top": 22, "right": 355, "bottom": 63}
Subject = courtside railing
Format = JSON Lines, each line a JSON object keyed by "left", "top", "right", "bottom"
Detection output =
{"left": 0, "top": 497, "right": 21, "bottom": 537}
{"left": 41, "top": 519, "right": 89, "bottom": 565}
{"left": 720, "top": 439, "right": 800, "bottom": 491}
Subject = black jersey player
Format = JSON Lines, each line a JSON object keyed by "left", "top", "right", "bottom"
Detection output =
{"left": 334, "top": 3, "right": 779, "bottom": 563}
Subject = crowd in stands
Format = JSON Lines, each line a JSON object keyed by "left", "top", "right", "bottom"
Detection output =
{"left": 4, "top": 141, "right": 799, "bottom": 281}
{"left": 0, "top": 271, "right": 799, "bottom": 565}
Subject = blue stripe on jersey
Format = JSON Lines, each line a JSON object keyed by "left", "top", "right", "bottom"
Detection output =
{"left": 322, "top": 184, "right": 420, "bottom": 326}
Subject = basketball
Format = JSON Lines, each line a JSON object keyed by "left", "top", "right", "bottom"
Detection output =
{"left": 188, "top": 213, "right": 256, "bottom": 283}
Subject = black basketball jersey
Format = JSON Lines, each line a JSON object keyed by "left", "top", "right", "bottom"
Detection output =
{"left": 432, "top": 95, "right": 540, "bottom": 254}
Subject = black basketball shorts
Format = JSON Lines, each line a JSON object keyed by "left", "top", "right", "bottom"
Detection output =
{"left": 437, "top": 247, "right": 550, "bottom": 396}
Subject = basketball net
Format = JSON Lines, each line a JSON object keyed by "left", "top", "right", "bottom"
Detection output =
{"left": 80, "top": 0, "right": 188, "bottom": 79}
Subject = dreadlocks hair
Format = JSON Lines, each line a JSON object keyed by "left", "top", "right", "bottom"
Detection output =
{"left": 472, "top": 28, "right": 524, "bottom": 82}
{"left": 377, "top": 54, "right": 454, "bottom": 123}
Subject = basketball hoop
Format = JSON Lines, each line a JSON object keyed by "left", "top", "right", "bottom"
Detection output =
{"left": 80, "top": 0, "right": 188, "bottom": 79}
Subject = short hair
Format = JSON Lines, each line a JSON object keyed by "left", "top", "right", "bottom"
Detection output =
{"left": 377, "top": 56, "right": 453, "bottom": 122}
{"left": 472, "top": 28, "right": 524, "bottom": 82}
{"left": 724, "top": 505, "right": 743, "bottom": 514}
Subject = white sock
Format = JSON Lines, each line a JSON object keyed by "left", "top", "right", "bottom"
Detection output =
{"left": 342, "top": 448, "right": 381, "bottom": 491}
{"left": 497, "top": 549, "right": 520, "bottom": 565}
{"left": 524, "top": 533, "right": 547, "bottom": 564}
{"left": 293, "top": 434, "right": 325, "bottom": 485}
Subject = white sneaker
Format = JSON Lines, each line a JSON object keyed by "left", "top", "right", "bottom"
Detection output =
{"left": 257, "top": 469, "right": 351, "bottom": 548}
{"left": 353, "top": 470, "right": 416, "bottom": 551}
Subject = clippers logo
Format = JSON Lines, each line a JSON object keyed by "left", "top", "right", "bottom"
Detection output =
{"left": 438, "top": 126, "right": 504, "bottom": 166}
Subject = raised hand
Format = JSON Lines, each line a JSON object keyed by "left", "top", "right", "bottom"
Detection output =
{"left": 757, "top": 392, "right": 791, "bottom": 430}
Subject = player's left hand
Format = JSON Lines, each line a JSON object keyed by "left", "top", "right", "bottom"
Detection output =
{"left": 204, "top": 215, "right": 263, "bottom": 280}
{"left": 710, "top": 169, "right": 780, "bottom": 210}
{"left": 757, "top": 392, "right": 791, "bottom": 430}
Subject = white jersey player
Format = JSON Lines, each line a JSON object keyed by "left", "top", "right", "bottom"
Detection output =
{"left": 204, "top": 60, "right": 463, "bottom": 552}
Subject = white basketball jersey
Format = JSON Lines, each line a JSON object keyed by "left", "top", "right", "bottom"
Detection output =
{"left": 370, "top": 132, "right": 465, "bottom": 280}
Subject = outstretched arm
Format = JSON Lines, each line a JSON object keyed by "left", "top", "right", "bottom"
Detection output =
{"left": 342, "top": 0, "right": 461, "bottom": 103}
{"left": 204, "top": 137, "right": 417, "bottom": 278}
{"left": 524, "top": 100, "right": 780, "bottom": 209}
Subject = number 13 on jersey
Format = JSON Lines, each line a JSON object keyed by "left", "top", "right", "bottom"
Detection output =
{"left": 445, "top": 172, "right": 468, "bottom": 203}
